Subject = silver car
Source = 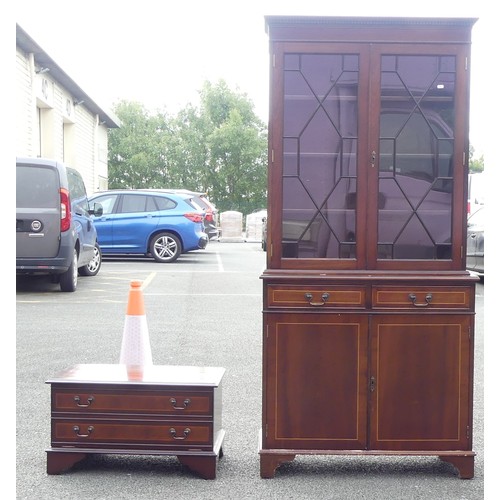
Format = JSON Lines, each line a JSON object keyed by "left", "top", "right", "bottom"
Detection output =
{"left": 16, "top": 157, "right": 103, "bottom": 291}
{"left": 466, "top": 205, "right": 484, "bottom": 278}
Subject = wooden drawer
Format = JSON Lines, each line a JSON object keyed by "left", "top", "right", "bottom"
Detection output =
{"left": 52, "top": 389, "right": 211, "bottom": 416}
{"left": 51, "top": 419, "right": 213, "bottom": 448}
{"left": 267, "top": 285, "right": 366, "bottom": 309}
{"left": 372, "top": 286, "right": 472, "bottom": 310}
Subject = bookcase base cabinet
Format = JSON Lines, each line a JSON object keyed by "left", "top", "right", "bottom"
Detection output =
{"left": 259, "top": 274, "right": 476, "bottom": 479}
{"left": 46, "top": 364, "right": 225, "bottom": 480}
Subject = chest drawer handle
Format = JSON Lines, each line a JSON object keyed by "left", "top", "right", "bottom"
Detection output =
{"left": 408, "top": 293, "right": 433, "bottom": 307}
{"left": 170, "top": 397, "right": 191, "bottom": 410}
{"left": 305, "top": 292, "right": 329, "bottom": 306}
{"left": 74, "top": 395, "right": 94, "bottom": 407}
{"left": 73, "top": 425, "right": 94, "bottom": 438}
{"left": 169, "top": 427, "right": 191, "bottom": 440}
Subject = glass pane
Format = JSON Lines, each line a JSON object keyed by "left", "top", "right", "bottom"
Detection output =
{"left": 378, "top": 55, "right": 455, "bottom": 260}
{"left": 282, "top": 53, "right": 359, "bottom": 259}
{"left": 121, "top": 195, "right": 148, "bottom": 213}
{"left": 16, "top": 166, "right": 58, "bottom": 208}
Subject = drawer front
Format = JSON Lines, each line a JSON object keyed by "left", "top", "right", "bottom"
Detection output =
{"left": 267, "top": 285, "right": 366, "bottom": 309}
{"left": 52, "top": 390, "right": 211, "bottom": 416}
{"left": 51, "top": 420, "right": 213, "bottom": 448}
{"left": 372, "top": 286, "right": 472, "bottom": 310}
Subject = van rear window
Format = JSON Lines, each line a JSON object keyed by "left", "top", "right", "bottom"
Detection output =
{"left": 16, "top": 166, "right": 59, "bottom": 208}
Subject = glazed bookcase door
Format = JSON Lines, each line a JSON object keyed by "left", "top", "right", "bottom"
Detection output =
{"left": 366, "top": 45, "right": 470, "bottom": 271}
{"left": 267, "top": 42, "right": 370, "bottom": 270}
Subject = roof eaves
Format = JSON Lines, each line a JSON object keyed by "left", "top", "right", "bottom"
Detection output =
{"left": 16, "top": 23, "right": 120, "bottom": 128}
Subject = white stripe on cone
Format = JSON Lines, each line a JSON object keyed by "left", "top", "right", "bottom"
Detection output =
{"left": 119, "top": 315, "right": 153, "bottom": 365}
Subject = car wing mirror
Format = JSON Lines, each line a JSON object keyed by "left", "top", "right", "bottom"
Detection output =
{"left": 90, "top": 202, "right": 103, "bottom": 217}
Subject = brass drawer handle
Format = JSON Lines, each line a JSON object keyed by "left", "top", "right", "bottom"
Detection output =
{"left": 408, "top": 293, "right": 433, "bottom": 307}
{"left": 170, "top": 397, "right": 191, "bottom": 410}
{"left": 305, "top": 292, "right": 329, "bottom": 306}
{"left": 74, "top": 395, "right": 94, "bottom": 407}
{"left": 169, "top": 427, "right": 191, "bottom": 440}
{"left": 73, "top": 425, "right": 94, "bottom": 438}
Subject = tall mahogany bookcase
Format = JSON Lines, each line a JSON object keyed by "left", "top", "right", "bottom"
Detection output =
{"left": 260, "top": 16, "right": 478, "bottom": 479}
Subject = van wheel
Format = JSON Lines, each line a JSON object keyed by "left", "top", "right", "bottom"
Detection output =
{"left": 79, "top": 243, "right": 102, "bottom": 276}
{"left": 150, "top": 232, "right": 181, "bottom": 263}
{"left": 60, "top": 249, "right": 78, "bottom": 292}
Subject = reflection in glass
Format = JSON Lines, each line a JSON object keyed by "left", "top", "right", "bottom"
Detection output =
{"left": 378, "top": 55, "right": 455, "bottom": 260}
{"left": 282, "top": 53, "right": 359, "bottom": 258}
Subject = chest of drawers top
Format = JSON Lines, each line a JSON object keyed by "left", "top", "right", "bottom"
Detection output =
{"left": 46, "top": 364, "right": 226, "bottom": 388}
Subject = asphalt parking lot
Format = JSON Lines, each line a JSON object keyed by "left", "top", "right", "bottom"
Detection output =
{"left": 16, "top": 242, "right": 484, "bottom": 499}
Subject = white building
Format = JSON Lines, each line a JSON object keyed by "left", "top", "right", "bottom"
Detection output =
{"left": 16, "top": 24, "right": 120, "bottom": 193}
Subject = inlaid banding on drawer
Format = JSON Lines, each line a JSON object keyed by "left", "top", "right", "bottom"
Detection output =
{"left": 268, "top": 286, "right": 366, "bottom": 308}
{"left": 372, "top": 286, "right": 472, "bottom": 309}
{"left": 53, "top": 391, "right": 211, "bottom": 415}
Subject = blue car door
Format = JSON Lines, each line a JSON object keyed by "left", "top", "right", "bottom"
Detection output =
{"left": 67, "top": 168, "right": 97, "bottom": 263}
{"left": 90, "top": 193, "right": 119, "bottom": 251}
{"left": 111, "top": 194, "right": 160, "bottom": 252}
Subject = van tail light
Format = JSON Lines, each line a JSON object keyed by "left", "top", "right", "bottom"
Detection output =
{"left": 204, "top": 211, "right": 214, "bottom": 222}
{"left": 184, "top": 213, "right": 204, "bottom": 224}
{"left": 467, "top": 200, "right": 471, "bottom": 215}
{"left": 60, "top": 187, "right": 71, "bottom": 232}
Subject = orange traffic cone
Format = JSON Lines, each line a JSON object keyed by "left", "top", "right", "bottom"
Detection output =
{"left": 119, "top": 280, "right": 153, "bottom": 368}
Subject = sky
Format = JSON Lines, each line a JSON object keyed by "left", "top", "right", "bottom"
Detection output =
{"left": 15, "top": 0, "right": 493, "bottom": 161}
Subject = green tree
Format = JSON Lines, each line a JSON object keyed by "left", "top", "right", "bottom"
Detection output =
{"left": 108, "top": 80, "right": 268, "bottom": 215}
{"left": 108, "top": 101, "right": 176, "bottom": 188}
{"left": 168, "top": 104, "right": 212, "bottom": 192}
{"left": 469, "top": 146, "right": 484, "bottom": 173}
{"left": 199, "top": 80, "right": 268, "bottom": 213}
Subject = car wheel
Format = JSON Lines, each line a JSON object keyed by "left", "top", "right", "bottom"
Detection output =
{"left": 79, "top": 243, "right": 102, "bottom": 276}
{"left": 150, "top": 232, "right": 181, "bottom": 263}
{"left": 59, "top": 249, "right": 78, "bottom": 292}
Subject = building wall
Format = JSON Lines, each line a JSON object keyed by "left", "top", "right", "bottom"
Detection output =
{"left": 16, "top": 46, "right": 109, "bottom": 194}
{"left": 16, "top": 48, "right": 34, "bottom": 156}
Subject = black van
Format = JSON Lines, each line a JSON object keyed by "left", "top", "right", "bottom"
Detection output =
{"left": 16, "top": 157, "right": 103, "bottom": 291}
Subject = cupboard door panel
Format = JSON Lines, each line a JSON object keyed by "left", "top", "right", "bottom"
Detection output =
{"left": 370, "top": 315, "right": 472, "bottom": 450}
{"left": 264, "top": 313, "right": 368, "bottom": 449}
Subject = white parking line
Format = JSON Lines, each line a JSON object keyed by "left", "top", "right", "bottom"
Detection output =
{"left": 141, "top": 272, "right": 157, "bottom": 290}
{"left": 216, "top": 251, "right": 224, "bottom": 272}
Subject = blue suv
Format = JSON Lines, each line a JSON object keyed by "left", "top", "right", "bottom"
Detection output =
{"left": 88, "top": 189, "right": 208, "bottom": 263}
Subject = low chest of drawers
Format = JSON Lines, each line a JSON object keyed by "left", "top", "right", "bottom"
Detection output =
{"left": 46, "top": 364, "right": 225, "bottom": 479}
